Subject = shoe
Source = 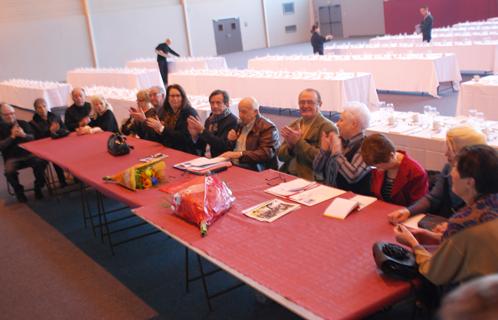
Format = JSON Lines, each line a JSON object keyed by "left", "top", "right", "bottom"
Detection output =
{"left": 35, "top": 188, "right": 44, "bottom": 200}
{"left": 16, "top": 192, "right": 28, "bottom": 203}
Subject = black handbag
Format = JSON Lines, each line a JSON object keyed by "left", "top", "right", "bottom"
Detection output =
{"left": 372, "top": 242, "right": 419, "bottom": 280}
{"left": 107, "top": 133, "right": 133, "bottom": 156}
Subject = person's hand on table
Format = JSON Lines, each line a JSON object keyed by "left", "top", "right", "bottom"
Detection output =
{"left": 410, "top": 227, "right": 442, "bottom": 246}
{"left": 220, "top": 151, "right": 243, "bottom": 160}
{"left": 79, "top": 116, "right": 91, "bottom": 127}
{"left": 394, "top": 224, "right": 419, "bottom": 248}
{"left": 388, "top": 208, "right": 411, "bottom": 224}
{"left": 145, "top": 117, "right": 164, "bottom": 134}
{"left": 49, "top": 121, "right": 60, "bottom": 134}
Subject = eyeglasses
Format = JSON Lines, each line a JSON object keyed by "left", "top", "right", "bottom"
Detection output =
{"left": 298, "top": 100, "right": 317, "bottom": 106}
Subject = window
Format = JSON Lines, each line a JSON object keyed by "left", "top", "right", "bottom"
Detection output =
{"left": 231, "top": 22, "right": 236, "bottom": 30}
{"left": 283, "top": 2, "right": 294, "bottom": 15}
{"left": 285, "top": 25, "right": 297, "bottom": 33}
{"left": 218, "top": 24, "right": 223, "bottom": 31}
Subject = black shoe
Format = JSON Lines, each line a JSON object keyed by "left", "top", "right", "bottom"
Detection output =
{"left": 35, "top": 188, "right": 44, "bottom": 200}
{"left": 16, "top": 192, "right": 28, "bottom": 203}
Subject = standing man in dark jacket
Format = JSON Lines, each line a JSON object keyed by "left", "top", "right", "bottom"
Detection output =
{"left": 310, "top": 24, "right": 333, "bottom": 55}
{"left": 221, "top": 97, "right": 280, "bottom": 171}
{"left": 187, "top": 89, "right": 238, "bottom": 158}
{"left": 0, "top": 103, "right": 47, "bottom": 202}
{"left": 419, "top": 6, "right": 433, "bottom": 43}
{"left": 64, "top": 88, "right": 91, "bottom": 131}
{"left": 155, "top": 38, "right": 180, "bottom": 86}
{"left": 30, "top": 98, "right": 67, "bottom": 187}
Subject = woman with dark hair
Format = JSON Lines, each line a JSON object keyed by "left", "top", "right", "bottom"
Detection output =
{"left": 395, "top": 144, "right": 498, "bottom": 286}
{"left": 146, "top": 84, "right": 199, "bottom": 154}
{"left": 360, "top": 133, "right": 428, "bottom": 206}
{"left": 310, "top": 24, "right": 332, "bottom": 55}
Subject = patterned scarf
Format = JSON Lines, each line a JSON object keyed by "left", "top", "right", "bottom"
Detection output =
{"left": 443, "top": 193, "right": 498, "bottom": 240}
{"left": 205, "top": 108, "right": 231, "bottom": 134}
{"left": 162, "top": 107, "right": 182, "bottom": 130}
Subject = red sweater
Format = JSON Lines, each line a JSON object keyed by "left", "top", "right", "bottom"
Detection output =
{"left": 370, "top": 151, "right": 429, "bottom": 207}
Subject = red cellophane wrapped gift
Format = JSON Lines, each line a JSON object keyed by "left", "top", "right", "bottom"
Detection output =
{"left": 169, "top": 175, "right": 235, "bottom": 236}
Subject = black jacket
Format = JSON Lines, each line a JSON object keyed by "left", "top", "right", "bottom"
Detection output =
{"left": 311, "top": 32, "right": 328, "bottom": 55}
{"left": 121, "top": 108, "right": 158, "bottom": 141}
{"left": 64, "top": 102, "right": 91, "bottom": 131}
{"left": 195, "top": 112, "right": 238, "bottom": 157}
{"left": 30, "top": 112, "right": 65, "bottom": 139}
{"left": 0, "top": 120, "right": 35, "bottom": 161}
{"left": 421, "top": 14, "right": 433, "bottom": 42}
{"left": 89, "top": 109, "right": 119, "bottom": 133}
{"left": 158, "top": 104, "right": 199, "bottom": 154}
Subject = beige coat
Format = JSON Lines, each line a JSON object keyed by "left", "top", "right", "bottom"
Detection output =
{"left": 278, "top": 113, "right": 337, "bottom": 180}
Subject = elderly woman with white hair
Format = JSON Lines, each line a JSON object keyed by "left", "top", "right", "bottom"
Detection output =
{"left": 389, "top": 126, "right": 487, "bottom": 225}
{"left": 313, "top": 101, "right": 372, "bottom": 195}
{"left": 88, "top": 95, "right": 119, "bottom": 133}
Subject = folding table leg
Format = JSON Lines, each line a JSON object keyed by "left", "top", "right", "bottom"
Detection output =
{"left": 185, "top": 247, "right": 190, "bottom": 293}
{"left": 196, "top": 254, "right": 213, "bottom": 311}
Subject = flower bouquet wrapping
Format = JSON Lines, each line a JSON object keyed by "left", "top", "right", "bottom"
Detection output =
{"left": 103, "top": 158, "right": 166, "bottom": 190}
{"left": 168, "top": 175, "right": 235, "bottom": 236}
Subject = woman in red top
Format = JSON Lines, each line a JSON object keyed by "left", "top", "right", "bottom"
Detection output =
{"left": 361, "top": 133, "right": 428, "bottom": 206}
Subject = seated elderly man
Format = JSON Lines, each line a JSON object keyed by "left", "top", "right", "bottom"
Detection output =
{"left": 278, "top": 88, "right": 337, "bottom": 180}
{"left": 313, "top": 101, "right": 371, "bottom": 194}
{"left": 148, "top": 86, "right": 165, "bottom": 112}
{"left": 220, "top": 97, "right": 279, "bottom": 171}
{"left": 0, "top": 103, "right": 47, "bottom": 202}
{"left": 64, "top": 88, "right": 91, "bottom": 131}
{"left": 187, "top": 89, "right": 238, "bottom": 157}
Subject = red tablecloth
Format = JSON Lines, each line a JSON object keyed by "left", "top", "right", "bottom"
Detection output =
{"left": 135, "top": 169, "right": 410, "bottom": 320}
{"left": 21, "top": 134, "right": 410, "bottom": 319}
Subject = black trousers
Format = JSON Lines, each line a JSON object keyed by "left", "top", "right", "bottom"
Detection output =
{"left": 158, "top": 60, "right": 169, "bottom": 85}
{"left": 4, "top": 155, "right": 47, "bottom": 193}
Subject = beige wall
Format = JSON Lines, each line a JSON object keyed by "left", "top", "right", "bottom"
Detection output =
{"left": 264, "top": 0, "right": 312, "bottom": 47}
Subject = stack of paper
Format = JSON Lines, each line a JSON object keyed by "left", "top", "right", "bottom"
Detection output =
{"left": 323, "top": 198, "right": 360, "bottom": 219}
{"left": 265, "top": 178, "right": 346, "bottom": 206}
{"left": 174, "top": 157, "right": 231, "bottom": 174}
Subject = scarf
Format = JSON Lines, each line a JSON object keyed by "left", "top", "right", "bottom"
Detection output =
{"left": 443, "top": 193, "right": 498, "bottom": 240}
{"left": 162, "top": 107, "right": 182, "bottom": 130}
{"left": 205, "top": 108, "right": 231, "bottom": 134}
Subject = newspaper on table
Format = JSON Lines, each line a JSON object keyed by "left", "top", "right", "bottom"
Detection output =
{"left": 243, "top": 198, "right": 300, "bottom": 222}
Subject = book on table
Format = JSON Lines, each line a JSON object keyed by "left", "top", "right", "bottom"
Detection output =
{"left": 264, "top": 178, "right": 345, "bottom": 206}
{"left": 174, "top": 156, "right": 232, "bottom": 174}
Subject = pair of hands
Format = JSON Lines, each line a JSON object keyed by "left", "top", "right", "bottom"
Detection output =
{"left": 186, "top": 115, "right": 204, "bottom": 138}
{"left": 128, "top": 107, "right": 147, "bottom": 123}
{"left": 10, "top": 125, "right": 26, "bottom": 139}
{"left": 281, "top": 125, "right": 302, "bottom": 147}
{"left": 76, "top": 125, "right": 102, "bottom": 135}
{"left": 219, "top": 129, "right": 242, "bottom": 159}
{"left": 49, "top": 122, "right": 60, "bottom": 134}
{"left": 390, "top": 208, "right": 445, "bottom": 248}
{"left": 320, "top": 130, "right": 342, "bottom": 155}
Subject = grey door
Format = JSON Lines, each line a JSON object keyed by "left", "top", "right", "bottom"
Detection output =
{"left": 319, "top": 5, "right": 343, "bottom": 38}
{"left": 213, "top": 18, "right": 243, "bottom": 55}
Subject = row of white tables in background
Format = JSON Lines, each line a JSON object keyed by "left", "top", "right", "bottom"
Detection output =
{"left": 0, "top": 79, "right": 71, "bottom": 111}
{"left": 125, "top": 56, "right": 227, "bottom": 73}
{"left": 456, "top": 75, "right": 498, "bottom": 121}
{"left": 248, "top": 53, "right": 461, "bottom": 97}
{"left": 325, "top": 41, "right": 498, "bottom": 73}
{"left": 82, "top": 86, "right": 239, "bottom": 126}
{"left": 169, "top": 69, "right": 379, "bottom": 112}
{"left": 433, "top": 26, "right": 498, "bottom": 34}
{"left": 67, "top": 68, "right": 163, "bottom": 91}
{"left": 367, "top": 111, "right": 498, "bottom": 171}
{"left": 369, "top": 32, "right": 498, "bottom": 45}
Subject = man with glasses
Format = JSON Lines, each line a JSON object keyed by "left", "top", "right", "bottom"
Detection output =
{"left": 187, "top": 89, "right": 238, "bottom": 157}
{"left": 148, "top": 86, "right": 165, "bottom": 112}
{"left": 278, "top": 89, "right": 337, "bottom": 180}
{"left": 0, "top": 103, "right": 47, "bottom": 202}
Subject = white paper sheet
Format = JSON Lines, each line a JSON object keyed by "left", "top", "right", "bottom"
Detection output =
{"left": 289, "top": 185, "right": 345, "bottom": 206}
{"left": 264, "top": 178, "right": 316, "bottom": 197}
{"left": 323, "top": 198, "right": 360, "bottom": 220}
{"left": 349, "top": 194, "right": 378, "bottom": 210}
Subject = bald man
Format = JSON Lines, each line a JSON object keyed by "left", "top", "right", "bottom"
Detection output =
{"left": 155, "top": 38, "right": 180, "bottom": 85}
{"left": 0, "top": 103, "right": 47, "bottom": 202}
{"left": 220, "top": 97, "right": 280, "bottom": 171}
{"left": 64, "top": 88, "right": 91, "bottom": 131}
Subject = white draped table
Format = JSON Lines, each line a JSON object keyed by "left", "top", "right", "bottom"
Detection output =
{"left": 456, "top": 75, "right": 498, "bottom": 121}
{"left": 169, "top": 69, "right": 379, "bottom": 112}
{"left": 126, "top": 57, "right": 227, "bottom": 73}
{"left": 367, "top": 111, "right": 498, "bottom": 171}
{"left": 67, "top": 68, "right": 163, "bottom": 90}
{"left": 325, "top": 41, "right": 498, "bottom": 73}
{"left": 369, "top": 32, "right": 498, "bottom": 45}
{"left": 0, "top": 79, "right": 71, "bottom": 111}
{"left": 248, "top": 54, "right": 461, "bottom": 97}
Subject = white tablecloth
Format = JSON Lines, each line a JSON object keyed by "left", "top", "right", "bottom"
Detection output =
{"left": 126, "top": 57, "right": 227, "bottom": 73}
{"left": 82, "top": 86, "right": 239, "bottom": 126}
{"left": 248, "top": 54, "right": 461, "bottom": 97}
{"left": 370, "top": 32, "right": 498, "bottom": 45}
{"left": 67, "top": 68, "right": 163, "bottom": 90}
{"left": 169, "top": 70, "right": 379, "bottom": 112}
{"left": 0, "top": 80, "right": 71, "bottom": 111}
{"left": 367, "top": 111, "right": 498, "bottom": 170}
{"left": 325, "top": 41, "right": 498, "bottom": 73}
{"left": 456, "top": 75, "right": 498, "bottom": 120}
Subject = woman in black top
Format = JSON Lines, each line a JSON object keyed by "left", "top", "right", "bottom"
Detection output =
{"left": 145, "top": 84, "right": 199, "bottom": 154}
{"left": 89, "top": 95, "right": 119, "bottom": 133}
{"left": 30, "top": 98, "right": 67, "bottom": 187}
{"left": 310, "top": 24, "right": 333, "bottom": 55}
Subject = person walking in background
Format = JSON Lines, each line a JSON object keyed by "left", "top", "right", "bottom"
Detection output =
{"left": 310, "top": 24, "right": 333, "bottom": 55}
{"left": 419, "top": 5, "right": 433, "bottom": 43}
{"left": 155, "top": 38, "right": 180, "bottom": 86}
